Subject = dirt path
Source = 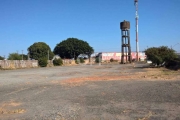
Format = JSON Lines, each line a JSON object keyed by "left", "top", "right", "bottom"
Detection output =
{"left": 0, "top": 64, "right": 180, "bottom": 120}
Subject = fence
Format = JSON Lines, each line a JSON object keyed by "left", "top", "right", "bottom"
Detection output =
{"left": 0, "top": 60, "right": 38, "bottom": 69}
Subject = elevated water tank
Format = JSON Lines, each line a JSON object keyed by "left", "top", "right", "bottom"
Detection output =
{"left": 120, "top": 20, "right": 130, "bottom": 30}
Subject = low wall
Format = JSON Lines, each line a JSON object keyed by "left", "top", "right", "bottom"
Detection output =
{"left": 63, "top": 59, "right": 75, "bottom": 65}
{"left": 0, "top": 60, "right": 38, "bottom": 69}
{"left": 47, "top": 59, "right": 76, "bottom": 66}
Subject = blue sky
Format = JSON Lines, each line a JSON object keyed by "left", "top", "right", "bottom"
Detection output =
{"left": 0, "top": 0, "right": 180, "bottom": 58}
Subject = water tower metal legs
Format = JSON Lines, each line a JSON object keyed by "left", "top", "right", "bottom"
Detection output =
{"left": 121, "top": 29, "right": 132, "bottom": 64}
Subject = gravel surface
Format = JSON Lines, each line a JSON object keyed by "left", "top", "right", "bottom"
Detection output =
{"left": 0, "top": 63, "right": 180, "bottom": 120}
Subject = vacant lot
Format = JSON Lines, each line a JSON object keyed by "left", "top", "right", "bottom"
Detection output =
{"left": 0, "top": 63, "right": 180, "bottom": 120}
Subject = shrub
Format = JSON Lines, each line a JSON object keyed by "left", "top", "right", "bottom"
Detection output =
{"left": 166, "top": 59, "right": 180, "bottom": 70}
{"left": 110, "top": 58, "right": 114, "bottom": 62}
{"left": 38, "top": 58, "right": 48, "bottom": 67}
{"left": 95, "top": 57, "right": 101, "bottom": 63}
{"left": 145, "top": 46, "right": 177, "bottom": 65}
{"left": 53, "top": 58, "right": 63, "bottom": 66}
{"left": 79, "top": 58, "right": 85, "bottom": 63}
{"left": 75, "top": 59, "right": 80, "bottom": 64}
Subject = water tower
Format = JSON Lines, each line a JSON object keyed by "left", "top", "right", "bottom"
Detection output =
{"left": 120, "top": 20, "right": 132, "bottom": 63}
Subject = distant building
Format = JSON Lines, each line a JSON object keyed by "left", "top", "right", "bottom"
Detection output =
{"left": 96, "top": 52, "right": 146, "bottom": 62}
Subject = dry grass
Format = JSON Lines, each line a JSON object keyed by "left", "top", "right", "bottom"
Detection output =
{"left": 0, "top": 101, "right": 25, "bottom": 115}
{"left": 52, "top": 67, "right": 180, "bottom": 87}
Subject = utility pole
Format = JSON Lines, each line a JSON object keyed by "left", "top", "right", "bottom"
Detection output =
{"left": 134, "top": 0, "right": 139, "bottom": 61}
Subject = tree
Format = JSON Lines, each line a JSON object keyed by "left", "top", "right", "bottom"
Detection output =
{"left": 145, "top": 46, "right": 177, "bottom": 65}
{"left": 6, "top": 53, "right": 28, "bottom": 60}
{"left": 8, "top": 53, "right": 22, "bottom": 60}
{"left": 0, "top": 56, "right": 4, "bottom": 60}
{"left": 28, "top": 42, "right": 54, "bottom": 60}
{"left": 20, "top": 54, "right": 28, "bottom": 60}
{"left": 53, "top": 38, "right": 94, "bottom": 60}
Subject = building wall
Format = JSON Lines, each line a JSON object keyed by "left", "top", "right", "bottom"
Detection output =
{"left": 101, "top": 52, "right": 146, "bottom": 61}
{"left": 0, "top": 60, "right": 38, "bottom": 69}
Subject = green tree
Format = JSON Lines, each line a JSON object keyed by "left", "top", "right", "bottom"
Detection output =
{"left": 28, "top": 42, "right": 54, "bottom": 60}
{"left": 0, "top": 56, "right": 4, "bottom": 60}
{"left": 53, "top": 38, "right": 94, "bottom": 60}
{"left": 8, "top": 53, "right": 21, "bottom": 60}
{"left": 20, "top": 54, "right": 28, "bottom": 60}
{"left": 145, "top": 46, "right": 177, "bottom": 65}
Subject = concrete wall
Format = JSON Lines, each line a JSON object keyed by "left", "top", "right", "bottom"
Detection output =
{"left": 48, "top": 59, "right": 77, "bottom": 66}
{"left": 0, "top": 60, "right": 38, "bottom": 69}
{"left": 63, "top": 59, "right": 75, "bottom": 65}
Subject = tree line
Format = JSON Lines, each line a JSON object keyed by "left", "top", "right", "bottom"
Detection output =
{"left": 1, "top": 38, "right": 179, "bottom": 69}
{"left": 0, "top": 38, "right": 94, "bottom": 61}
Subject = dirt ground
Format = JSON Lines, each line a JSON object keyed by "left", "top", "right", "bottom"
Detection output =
{"left": 0, "top": 63, "right": 180, "bottom": 120}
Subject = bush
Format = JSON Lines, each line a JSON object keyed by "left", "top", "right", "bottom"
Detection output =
{"left": 75, "top": 59, "right": 80, "bottom": 64}
{"left": 166, "top": 59, "right": 180, "bottom": 70}
{"left": 53, "top": 58, "right": 63, "bottom": 66}
{"left": 110, "top": 58, "right": 114, "bottom": 62}
{"left": 79, "top": 58, "right": 85, "bottom": 63}
{"left": 95, "top": 57, "right": 101, "bottom": 63}
{"left": 145, "top": 46, "right": 177, "bottom": 65}
{"left": 38, "top": 58, "right": 48, "bottom": 67}
{"left": 75, "top": 58, "right": 85, "bottom": 64}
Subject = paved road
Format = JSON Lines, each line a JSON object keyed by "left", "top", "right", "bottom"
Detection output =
{"left": 0, "top": 64, "right": 180, "bottom": 120}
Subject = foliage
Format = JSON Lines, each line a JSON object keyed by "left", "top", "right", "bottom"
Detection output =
{"left": 166, "top": 59, "right": 180, "bottom": 70}
{"left": 75, "top": 59, "right": 80, "bottom": 64}
{"left": 79, "top": 58, "right": 85, "bottom": 63}
{"left": 145, "top": 46, "right": 177, "bottom": 65}
{"left": 95, "top": 57, "right": 101, "bottom": 63}
{"left": 110, "top": 58, "right": 118, "bottom": 62}
{"left": 8, "top": 53, "right": 28, "bottom": 60}
{"left": 28, "top": 42, "right": 54, "bottom": 60}
{"left": 53, "top": 58, "right": 63, "bottom": 66}
{"left": 8, "top": 53, "right": 22, "bottom": 60}
{"left": 110, "top": 58, "right": 114, "bottom": 62}
{"left": 38, "top": 58, "right": 48, "bottom": 67}
{"left": 53, "top": 38, "right": 94, "bottom": 59}
{"left": 20, "top": 54, "right": 28, "bottom": 60}
{"left": 0, "top": 56, "right": 4, "bottom": 60}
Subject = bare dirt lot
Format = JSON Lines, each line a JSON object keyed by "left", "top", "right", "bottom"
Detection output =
{"left": 0, "top": 63, "right": 180, "bottom": 120}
